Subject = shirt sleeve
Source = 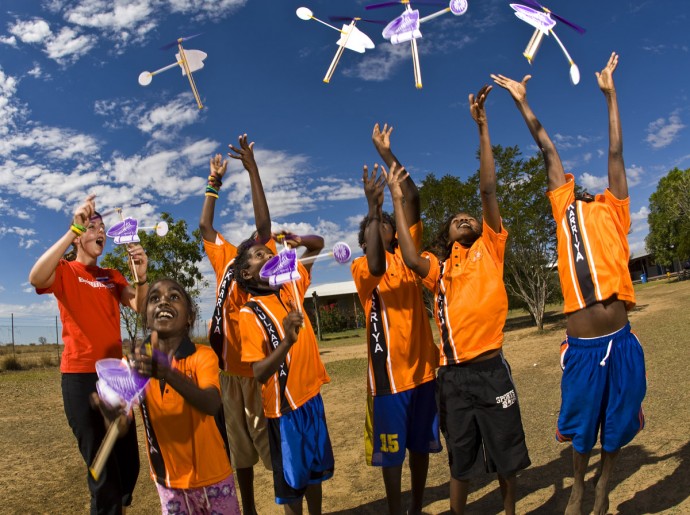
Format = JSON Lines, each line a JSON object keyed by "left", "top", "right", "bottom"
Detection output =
{"left": 546, "top": 173, "right": 576, "bottom": 223}
{"left": 350, "top": 256, "right": 383, "bottom": 305}
{"left": 203, "top": 232, "right": 238, "bottom": 277}
{"left": 603, "top": 188, "right": 631, "bottom": 232}
{"left": 194, "top": 346, "right": 222, "bottom": 392}
{"left": 420, "top": 252, "right": 441, "bottom": 293}
{"left": 239, "top": 307, "right": 268, "bottom": 364}
{"left": 36, "top": 259, "right": 67, "bottom": 296}
{"left": 481, "top": 220, "right": 509, "bottom": 265}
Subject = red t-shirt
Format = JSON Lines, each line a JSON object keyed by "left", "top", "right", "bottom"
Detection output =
{"left": 37, "top": 259, "right": 128, "bottom": 373}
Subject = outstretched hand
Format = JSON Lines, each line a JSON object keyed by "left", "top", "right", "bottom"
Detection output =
{"left": 73, "top": 194, "right": 97, "bottom": 227}
{"left": 382, "top": 162, "right": 409, "bottom": 203}
{"left": 372, "top": 123, "right": 394, "bottom": 158}
{"left": 596, "top": 52, "right": 618, "bottom": 94}
{"left": 228, "top": 133, "right": 258, "bottom": 174}
{"left": 491, "top": 74, "right": 531, "bottom": 104}
{"left": 469, "top": 85, "right": 492, "bottom": 125}
{"left": 209, "top": 154, "right": 228, "bottom": 179}
{"left": 362, "top": 163, "right": 386, "bottom": 210}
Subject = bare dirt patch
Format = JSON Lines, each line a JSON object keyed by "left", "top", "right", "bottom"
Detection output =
{"left": 1, "top": 280, "right": 688, "bottom": 514}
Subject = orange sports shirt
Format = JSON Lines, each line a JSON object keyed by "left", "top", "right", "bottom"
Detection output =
{"left": 139, "top": 338, "right": 232, "bottom": 489}
{"left": 422, "top": 221, "right": 509, "bottom": 365}
{"left": 239, "top": 261, "right": 330, "bottom": 418}
{"left": 351, "top": 221, "right": 438, "bottom": 395}
{"left": 547, "top": 174, "right": 635, "bottom": 314}
{"left": 204, "top": 233, "right": 277, "bottom": 376}
{"left": 37, "top": 259, "right": 128, "bottom": 373}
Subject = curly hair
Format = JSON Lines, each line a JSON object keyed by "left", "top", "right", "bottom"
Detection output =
{"left": 233, "top": 238, "right": 262, "bottom": 293}
{"left": 141, "top": 278, "right": 198, "bottom": 335}
{"left": 357, "top": 211, "right": 396, "bottom": 248}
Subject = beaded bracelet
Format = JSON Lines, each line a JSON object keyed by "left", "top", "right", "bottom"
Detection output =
{"left": 208, "top": 174, "right": 222, "bottom": 188}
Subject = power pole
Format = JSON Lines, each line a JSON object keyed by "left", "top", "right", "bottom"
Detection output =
{"left": 55, "top": 316, "right": 60, "bottom": 363}
{"left": 11, "top": 313, "right": 15, "bottom": 358}
{"left": 312, "top": 291, "right": 322, "bottom": 341}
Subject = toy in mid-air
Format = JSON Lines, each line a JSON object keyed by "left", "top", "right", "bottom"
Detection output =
{"left": 138, "top": 34, "right": 207, "bottom": 108}
{"left": 260, "top": 240, "right": 352, "bottom": 317}
{"left": 366, "top": 0, "right": 469, "bottom": 89}
{"left": 296, "top": 7, "right": 376, "bottom": 83}
{"left": 510, "top": 0, "right": 585, "bottom": 85}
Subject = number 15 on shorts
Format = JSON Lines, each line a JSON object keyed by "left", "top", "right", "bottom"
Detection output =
{"left": 379, "top": 433, "right": 399, "bottom": 453}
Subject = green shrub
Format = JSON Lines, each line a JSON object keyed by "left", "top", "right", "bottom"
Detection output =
{"left": 2, "top": 356, "right": 22, "bottom": 371}
{"left": 318, "top": 304, "right": 349, "bottom": 333}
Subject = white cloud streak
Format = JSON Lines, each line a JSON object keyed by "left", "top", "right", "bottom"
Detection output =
{"left": 646, "top": 111, "right": 685, "bottom": 149}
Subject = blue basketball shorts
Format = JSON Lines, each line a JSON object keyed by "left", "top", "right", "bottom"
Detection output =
{"left": 267, "top": 394, "right": 334, "bottom": 505}
{"left": 365, "top": 379, "right": 442, "bottom": 467}
{"left": 557, "top": 323, "right": 646, "bottom": 454}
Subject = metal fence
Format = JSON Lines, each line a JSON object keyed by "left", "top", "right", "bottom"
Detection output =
{"left": 0, "top": 316, "right": 209, "bottom": 347}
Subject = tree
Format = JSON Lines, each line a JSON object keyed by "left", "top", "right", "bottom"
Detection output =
{"left": 38, "top": 336, "right": 47, "bottom": 345}
{"left": 646, "top": 167, "right": 690, "bottom": 267}
{"left": 418, "top": 145, "right": 561, "bottom": 330}
{"left": 101, "top": 212, "right": 207, "bottom": 343}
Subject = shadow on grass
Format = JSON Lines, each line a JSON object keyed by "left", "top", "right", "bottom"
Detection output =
{"left": 326, "top": 441, "right": 690, "bottom": 514}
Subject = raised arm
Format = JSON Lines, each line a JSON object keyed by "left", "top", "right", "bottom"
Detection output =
{"left": 470, "top": 85, "right": 501, "bottom": 233}
{"left": 597, "top": 52, "right": 627, "bottom": 199}
{"left": 277, "top": 232, "right": 325, "bottom": 276}
{"left": 199, "top": 154, "right": 228, "bottom": 242}
{"left": 383, "top": 163, "right": 430, "bottom": 278}
{"left": 492, "top": 74, "right": 566, "bottom": 191}
{"left": 29, "top": 195, "right": 96, "bottom": 289}
{"left": 362, "top": 164, "right": 387, "bottom": 276}
{"left": 372, "top": 123, "right": 421, "bottom": 224}
{"left": 252, "top": 305, "right": 302, "bottom": 384}
{"left": 229, "top": 134, "right": 272, "bottom": 241}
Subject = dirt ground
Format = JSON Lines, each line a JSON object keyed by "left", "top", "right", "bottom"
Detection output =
{"left": 1, "top": 280, "right": 689, "bottom": 514}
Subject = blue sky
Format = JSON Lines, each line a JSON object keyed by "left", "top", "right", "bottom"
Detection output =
{"left": 1, "top": 0, "right": 688, "bottom": 339}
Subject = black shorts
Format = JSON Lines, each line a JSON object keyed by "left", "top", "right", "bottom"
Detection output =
{"left": 437, "top": 354, "right": 530, "bottom": 480}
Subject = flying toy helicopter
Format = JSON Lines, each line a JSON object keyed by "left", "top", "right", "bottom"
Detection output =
{"left": 296, "top": 7, "right": 377, "bottom": 83}
{"left": 138, "top": 34, "right": 207, "bottom": 108}
{"left": 365, "top": 0, "right": 469, "bottom": 89}
{"left": 510, "top": 0, "right": 585, "bottom": 85}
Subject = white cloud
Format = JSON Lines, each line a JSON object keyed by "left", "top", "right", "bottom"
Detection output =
{"left": 626, "top": 164, "right": 644, "bottom": 187}
{"left": 8, "top": 19, "right": 52, "bottom": 44}
{"left": 646, "top": 111, "right": 685, "bottom": 149}
{"left": 26, "top": 63, "right": 48, "bottom": 79}
{"left": 0, "top": 35, "right": 17, "bottom": 46}
{"left": 552, "top": 133, "right": 594, "bottom": 150}
{"left": 44, "top": 26, "right": 96, "bottom": 63}
{"left": 137, "top": 94, "right": 203, "bottom": 138}
{"left": 0, "top": 225, "right": 38, "bottom": 249}
{"left": 342, "top": 44, "right": 410, "bottom": 82}
{"left": 578, "top": 172, "right": 608, "bottom": 192}
{"left": 0, "top": 68, "right": 22, "bottom": 136}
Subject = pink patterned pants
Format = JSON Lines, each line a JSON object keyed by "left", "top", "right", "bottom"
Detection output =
{"left": 155, "top": 474, "right": 241, "bottom": 514}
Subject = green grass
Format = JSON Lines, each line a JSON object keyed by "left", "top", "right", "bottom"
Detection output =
{"left": 318, "top": 329, "right": 366, "bottom": 348}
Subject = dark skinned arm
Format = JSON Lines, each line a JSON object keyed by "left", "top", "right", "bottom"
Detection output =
{"left": 597, "top": 52, "right": 628, "bottom": 199}
{"left": 383, "top": 163, "right": 431, "bottom": 278}
{"left": 229, "top": 134, "right": 272, "bottom": 240}
{"left": 492, "top": 74, "right": 566, "bottom": 192}
{"left": 372, "top": 122, "right": 421, "bottom": 224}
{"left": 199, "top": 154, "right": 227, "bottom": 242}
{"left": 252, "top": 307, "right": 302, "bottom": 384}
{"left": 362, "top": 164, "right": 387, "bottom": 276}
{"left": 470, "top": 85, "right": 501, "bottom": 233}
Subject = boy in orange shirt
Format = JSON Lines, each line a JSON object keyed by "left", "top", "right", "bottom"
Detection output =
{"left": 351, "top": 123, "right": 440, "bottom": 515}
{"left": 385, "top": 86, "right": 530, "bottom": 515}
{"left": 199, "top": 134, "right": 274, "bottom": 515}
{"left": 493, "top": 53, "right": 646, "bottom": 515}
{"left": 235, "top": 234, "right": 334, "bottom": 514}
